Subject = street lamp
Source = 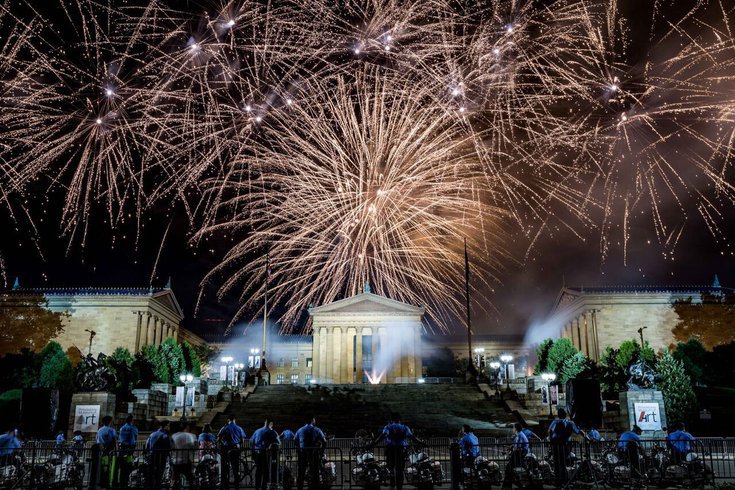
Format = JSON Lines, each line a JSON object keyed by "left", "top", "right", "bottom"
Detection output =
{"left": 221, "top": 356, "right": 233, "bottom": 386}
{"left": 473, "top": 347, "right": 485, "bottom": 370}
{"left": 541, "top": 372, "right": 557, "bottom": 418}
{"left": 500, "top": 354, "right": 514, "bottom": 391}
{"left": 489, "top": 361, "right": 501, "bottom": 395}
{"left": 234, "top": 363, "right": 245, "bottom": 387}
{"left": 179, "top": 373, "right": 194, "bottom": 421}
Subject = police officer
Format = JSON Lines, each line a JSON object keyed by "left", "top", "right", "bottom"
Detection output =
{"left": 667, "top": 422, "right": 695, "bottom": 464}
{"left": 96, "top": 415, "right": 117, "bottom": 488}
{"left": 218, "top": 414, "right": 247, "bottom": 490}
{"left": 294, "top": 416, "right": 326, "bottom": 490}
{"left": 458, "top": 424, "right": 480, "bottom": 464}
{"left": 617, "top": 425, "right": 643, "bottom": 481}
{"left": 502, "top": 423, "right": 529, "bottom": 489}
{"left": 0, "top": 427, "right": 21, "bottom": 467}
{"left": 55, "top": 431, "right": 65, "bottom": 447}
{"left": 117, "top": 414, "right": 138, "bottom": 486}
{"left": 548, "top": 408, "right": 584, "bottom": 488}
{"left": 280, "top": 428, "right": 296, "bottom": 443}
{"left": 145, "top": 420, "right": 171, "bottom": 487}
{"left": 251, "top": 418, "right": 280, "bottom": 490}
{"left": 372, "top": 413, "right": 422, "bottom": 490}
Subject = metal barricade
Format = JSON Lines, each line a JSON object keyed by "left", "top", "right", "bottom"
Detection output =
{"left": 2, "top": 437, "right": 734, "bottom": 488}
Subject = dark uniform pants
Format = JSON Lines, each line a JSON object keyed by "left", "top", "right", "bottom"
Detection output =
{"left": 626, "top": 445, "right": 642, "bottom": 480}
{"left": 502, "top": 449, "right": 525, "bottom": 488}
{"left": 297, "top": 449, "right": 320, "bottom": 490}
{"left": 254, "top": 450, "right": 273, "bottom": 490}
{"left": 150, "top": 452, "right": 169, "bottom": 487}
{"left": 551, "top": 441, "right": 570, "bottom": 486}
{"left": 386, "top": 446, "right": 406, "bottom": 490}
{"left": 221, "top": 448, "right": 241, "bottom": 490}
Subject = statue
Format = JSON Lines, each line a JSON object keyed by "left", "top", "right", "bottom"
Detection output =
{"left": 75, "top": 353, "right": 117, "bottom": 392}
{"left": 626, "top": 359, "right": 659, "bottom": 390}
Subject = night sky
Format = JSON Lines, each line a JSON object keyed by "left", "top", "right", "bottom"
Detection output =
{"left": 1, "top": 0, "right": 734, "bottom": 339}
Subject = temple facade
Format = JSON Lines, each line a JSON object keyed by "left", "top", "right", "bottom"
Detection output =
{"left": 308, "top": 288, "right": 424, "bottom": 384}
{"left": 547, "top": 281, "right": 732, "bottom": 359}
{"left": 1, "top": 285, "right": 203, "bottom": 357}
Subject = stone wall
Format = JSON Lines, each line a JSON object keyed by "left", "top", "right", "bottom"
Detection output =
{"left": 619, "top": 390, "right": 667, "bottom": 438}
{"left": 68, "top": 392, "right": 116, "bottom": 438}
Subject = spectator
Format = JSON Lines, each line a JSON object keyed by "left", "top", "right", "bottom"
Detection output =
{"left": 171, "top": 421, "right": 197, "bottom": 489}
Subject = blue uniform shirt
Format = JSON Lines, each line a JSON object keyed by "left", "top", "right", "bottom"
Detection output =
{"left": 0, "top": 433, "right": 21, "bottom": 455}
{"left": 73, "top": 435, "right": 84, "bottom": 445}
{"left": 119, "top": 423, "right": 139, "bottom": 447}
{"left": 199, "top": 432, "right": 216, "bottom": 444}
{"left": 587, "top": 429, "right": 601, "bottom": 441}
{"left": 281, "top": 429, "right": 295, "bottom": 442}
{"left": 295, "top": 424, "right": 326, "bottom": 448}
{"left": 146, "top": 429, "right": 171, "bottom": 452}
{"left": 218, "top": 422, "right": 246, "bottom": 448}
{"left": 549, "top": 419, "right": 581, "bottom": 442}
{"left": 617, "top": 431, "right": 641, "bottom": 450}
{"left": 383, "top": 423, "right": 413, "bottom": 447}
{"left": 251, "top": 427, "right": 280, "bottom": 451}
{"left": 458, "top": 432, "right": 479, "bottom": 458}
{"left": 668, "top": 430, "right": 695, "bottom": 454}
{"left": 512, "top": 432, "right": 529, "bottom": 454}
{"left": 56, "top": 434, "right": 65, "bottom": 446}
{"left": 96, "top": 426, "right": 117, "bottom": 448}
{"left": 521, "top": 428, "right": 536, "bottom": 441}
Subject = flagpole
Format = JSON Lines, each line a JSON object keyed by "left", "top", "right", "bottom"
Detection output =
{"left": 258, "top": 253, "right": 270, "bottom": 384}
{"left": 464, "top": 238, "right": 477, "bottom": 377}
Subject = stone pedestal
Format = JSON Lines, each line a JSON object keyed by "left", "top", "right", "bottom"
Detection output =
{"left": 68, "top": 392, "right": 116, "bottom": 438}
{"left": 619, "top": 390, "right": 667, "bottom": 438}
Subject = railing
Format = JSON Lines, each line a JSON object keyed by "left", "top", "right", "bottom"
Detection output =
{"left": 0, "top": 438, "right": 732, "bottom": 488}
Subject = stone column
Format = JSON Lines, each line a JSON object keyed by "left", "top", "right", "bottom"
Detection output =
{"left": 332, "top": 327, "right": 342, "bottom": 383}
{"left": 414, "top": 325, "right": 422, "bottom": 380}
{"left": 355, "top": 329, "right": 363, "bottom": 384}
{"left": 372, "top": 328, "right": 380, "bottom": 381}
{"left": 591, "top": 311, "right": 600, "bottom": 361}
{"left": 570, "top": 321, "right": 577, "bottom": 347}
{"left": 134, "top": 312, "right": 143, "bottom": 353}
{"left": 324, "top": 327, "right": 334, "bottom": 383}
{"left": 575, "top": 318, "right": 582, "bottom": 350}
{"left": 151, "top": 317, "right": 158, "bottom": 346}
{"left": 344, "top": 328, "right": 354, "bottom": 384}
{"left": 379, "top": 327, "right": 389, "bottom": 383}
{"left": 312, "top": 327, "right": 320, "bottom": 382}
{"left": 319, "top": 327, "right": 328, "bottom": 381}
{"left": 157, "top": 318, "right": 164, "bottom": 345}
{"left": 144, "top": 313, "right": 152, "bottom": 346}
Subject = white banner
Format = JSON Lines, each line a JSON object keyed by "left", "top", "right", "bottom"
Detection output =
{"left": 73, "top": 405, "right": 100, "bottom": 433}
{"left": 634, "top": 402, "right": 662, "bottom": 430}
{"left": 175, "top": 386, "right": 185, "bottom": 407}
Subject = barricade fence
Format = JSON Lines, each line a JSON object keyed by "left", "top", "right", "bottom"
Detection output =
{"left": 0, "top": 438, "right": 733, "bottom": 488}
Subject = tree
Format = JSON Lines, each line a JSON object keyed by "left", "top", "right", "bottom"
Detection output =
{"left": 181, "top": 342, "right": 202, "bottom": 377}
{"left": 657, "top": 351, "right": 698, "bottom": 424}
{"left": 132, "top": 352, "right": 156, "bottom": 388}
{"left": 424, "top": 347, "right": 461, "bottom": 377}
{"left": 0, "top": 293, "right": 67, "bottom": 355}
{"left": 193, "top": 344, "right": 220, "bottom": 377}
{"left": 532, "top": 339, "right": 553, "bottom": 375}
{"left": 599, "top": 346, "right": 626, "bottom": 395}
{"left": 672, "top": 338, "right": 707, "bottom": 385}
{"left": 546, "top": 338, "right": 578, "bottom": 375}
{"left": 672, "top": 293, "right": 735, "bottom": 349}
{"left": 142, "top": 344, "right": 169, "bottom": 383}
{"left": 37, "top": 341, "right": 73, "bottom": 392}
{"left": 160, "top": 338, "right": 185, "bottom": 382}
{"left": 106, "top": 347, "right": 135, "bottom": 399}
{"left": 560, "top": 352, "right": 596, "bottom": 384}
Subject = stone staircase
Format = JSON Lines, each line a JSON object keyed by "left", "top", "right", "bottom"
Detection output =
{"left": 212, "top": 383, "right": 515, "bottom": 437}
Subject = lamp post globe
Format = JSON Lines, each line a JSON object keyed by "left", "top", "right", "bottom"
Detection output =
{"left": 500, "top": 354, "right": 513, "bottom": 392}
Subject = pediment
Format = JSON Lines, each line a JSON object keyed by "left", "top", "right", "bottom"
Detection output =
{"left": 309, "top": 292, "right": 424, "bottom": 316}
{"left": 152, "top": 289, "right": 185, "bottom": 319}
{"left": 552, "top": 288, "right": 581, "bottom": 312}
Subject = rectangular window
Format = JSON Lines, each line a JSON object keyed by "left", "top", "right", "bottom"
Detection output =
{"left": 276, "top": 374, "right": 285, "bottom": 385}
{"left": 278, "top": 358, "right": 285, "bottom": 368}
{"left": 306, "top": 358, "right": 313, "bottom": 368}
{"left": 305, "top": 374, "right": 312, "bottom": 384}
{"left": 291, "top": 357, "right": 299, "bottom": 368}
{"left": 290, "top": 374, "right": 299, "bottom": 384}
